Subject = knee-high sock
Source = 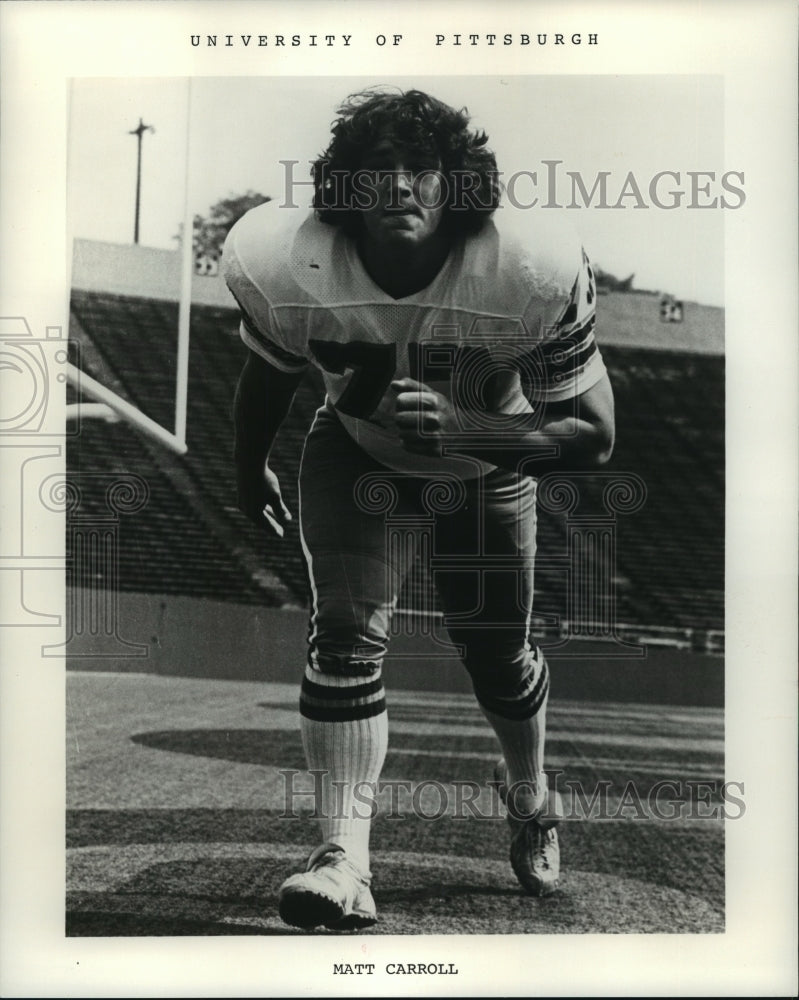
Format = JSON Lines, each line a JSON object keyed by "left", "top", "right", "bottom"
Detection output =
{"left": 299, "top": 664, "right": 388, "bottom": 874}
{"left": 474, "top": 649, "right": 550, "bottom": 816}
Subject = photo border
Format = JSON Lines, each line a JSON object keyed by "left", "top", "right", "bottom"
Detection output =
{"left": 1, "top": 1, "right": 797, "bottom": 996}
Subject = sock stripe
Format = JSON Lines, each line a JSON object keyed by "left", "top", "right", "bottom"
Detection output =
{"left": 476, "top": 659, "right": 550, "bottom": 720}
{"left": 300, "top": 696, "right": 387, "bottom": 723}
{"left": 524, "top": 657, "right": 550, "bottom": 709}
{"left": 302, "top": 675, "right": 384, "bottom": 702}
{"left": 300, "top": 673, "right": 387, "bottom": 723}
{"left": 300, "top": 667, "right": 389, "bottom": 874}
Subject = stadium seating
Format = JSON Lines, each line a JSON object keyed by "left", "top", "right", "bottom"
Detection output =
{"left": 68, "top": 291, "right": 724, "bottom": 639}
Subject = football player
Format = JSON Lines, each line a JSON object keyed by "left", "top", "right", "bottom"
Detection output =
{"left": 223, "top": 88, "right": 615, "bottom": 929}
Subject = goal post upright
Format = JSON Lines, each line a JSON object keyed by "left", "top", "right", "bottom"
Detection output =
{"left": 174, "top": 77, "right": 193, "bottom": 449}
{"left": 67, "top": 77, "right": 194, "bottom": 457}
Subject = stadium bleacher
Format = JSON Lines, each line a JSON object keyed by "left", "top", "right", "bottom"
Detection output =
{"left": 67, "top": 289, "right": 724, "bottom": 643}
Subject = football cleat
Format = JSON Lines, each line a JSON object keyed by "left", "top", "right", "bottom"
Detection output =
{"left": 278, "top": 842, "right": 377, "bottom": 930}
{"left": 494, "top": 758, "right": 562, "bottom": 896}
{"left": 507, "top": 816, "right": 560, "bottom": 897}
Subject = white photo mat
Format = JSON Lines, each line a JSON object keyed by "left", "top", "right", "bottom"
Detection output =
{"left": 1, "top": 1, "right": 796, "bottom": 996}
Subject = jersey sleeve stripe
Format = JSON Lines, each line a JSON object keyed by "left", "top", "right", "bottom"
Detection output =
{"left": 537, "top": 331, "right": 597, "bottom": 370}
{"left": 524, "top": 323, "right": 605, "bottom": 401}
{"left": 542, "top": 317, "right": 596, "bottom": 358}
{"left": 537, "top": 351, "right": 607, "bottom": 402}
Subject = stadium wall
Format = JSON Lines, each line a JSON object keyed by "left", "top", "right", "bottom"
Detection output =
{"left": 72, "top": 238, "right": 235, "bottom": 309}
{"left": 64, "top": 588, "right": 724, "bottom": 706}
{"left": 70, "top": 238, "right": 724, "bottom": 356}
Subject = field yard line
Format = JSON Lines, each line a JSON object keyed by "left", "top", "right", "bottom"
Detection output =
{"left": 386, "top": 745, "right": 723, "bottom": 775}
{"left": 387, "top": 720, "right": 722, "bottom": 753}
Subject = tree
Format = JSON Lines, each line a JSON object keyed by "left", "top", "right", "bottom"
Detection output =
{"left": 594, "top": 265, "right": 635, "bottom": 293}
{"left": 190, "top": 190, "right": 272, "bottom": 259}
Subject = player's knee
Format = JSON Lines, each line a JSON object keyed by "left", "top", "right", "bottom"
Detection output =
{"left": 463, "top": 640, "right": 545, "bottom": 703}
{"left": 458, "top": 634, "right": 530, "bottom": 688}
{"left": 306, "top": 596, "right": 391, "bottom": 677}
{"left": 308, "top": 634, "right": 386, "bottom": 677}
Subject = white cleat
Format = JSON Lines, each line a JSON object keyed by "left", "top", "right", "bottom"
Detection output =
{"left": 494, "top": 758, "right": 563, "bottom": 896}
{"left": 278, "top": 842, "right": 377, "bottom": 930}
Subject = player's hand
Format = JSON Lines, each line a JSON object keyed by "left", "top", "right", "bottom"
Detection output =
{"left": 237, "top": 461, "right": 292, "bottom": 538}
{"left": 391, "top": 378, "right": 459, "bottom": 456}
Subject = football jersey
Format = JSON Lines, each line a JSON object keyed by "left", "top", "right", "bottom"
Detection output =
{"left": 223, "top": 199, "right": 606, "bottom": 477}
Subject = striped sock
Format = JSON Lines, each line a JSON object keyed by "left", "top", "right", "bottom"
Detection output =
{"left": 299, "top": 664, "right": 388, "bottom": 875}
{"left": 475, "top": 649, "right": 550, "bottom": 816}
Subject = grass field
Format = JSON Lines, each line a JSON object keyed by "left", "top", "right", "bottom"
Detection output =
{"left": 66, "top": 594, "right": 725, "bottom": 937}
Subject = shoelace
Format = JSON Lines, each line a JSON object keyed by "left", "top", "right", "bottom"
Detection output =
{"left": 306, "top": 843, "right": 372, "bottom": 885}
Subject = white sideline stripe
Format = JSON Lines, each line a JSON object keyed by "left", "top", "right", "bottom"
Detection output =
{"left": 381, "top": 690, "right": 723, "bottom": 724}
{"left": 386, "top": 745, "right": 723, "bottom": 775}
{"left": 387, "top": 719, "right": 722, "bottom": 753}
{"left": 65, "top": 362, "right": 187, "bottom": 455}
{"left": 389, "top": 704, "right": 723, "bottom": 732}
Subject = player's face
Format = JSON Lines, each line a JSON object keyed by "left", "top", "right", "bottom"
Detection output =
{"left": 357, "top": 140, "right": 447, "bottom": 251}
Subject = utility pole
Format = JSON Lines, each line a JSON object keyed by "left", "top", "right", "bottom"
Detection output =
{"left": 129, "top": 118, "right": 155, "bottom": 244}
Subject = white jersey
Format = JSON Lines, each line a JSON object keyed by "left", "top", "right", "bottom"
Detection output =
{"left": 223, "top": 200, "right": 606, "bottom": 477}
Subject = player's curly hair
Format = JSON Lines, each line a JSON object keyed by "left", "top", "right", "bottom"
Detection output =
{"left": 312, "top": 88, "right": 501, "bottom": 236}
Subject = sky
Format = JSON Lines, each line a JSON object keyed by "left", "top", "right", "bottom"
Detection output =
{"left": 68, "top": 75, "right": 726, "bottom": 306}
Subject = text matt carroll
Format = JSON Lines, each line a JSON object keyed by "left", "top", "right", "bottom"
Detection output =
{"left": 333, "top": 963, "right": 459, "bottom": 975}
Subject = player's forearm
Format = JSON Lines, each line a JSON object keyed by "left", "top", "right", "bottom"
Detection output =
{"left": 393, "top": 373, "right": 615, "bottom": 474}
{"left": 454, "top": 412, "right": 614, "bottom": 475}
{"left": 233, "top": 352, "right": 302, "bottom": 465}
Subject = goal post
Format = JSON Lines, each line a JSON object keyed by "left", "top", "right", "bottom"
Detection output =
{"left": 65, "top": 361, "right": 188, "bottom": 454}
{"left": 173, "top": 78, "right": 194, "bottom": 447}
{"left": 67, "top": 78, "right": 195, "bottom": 456}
